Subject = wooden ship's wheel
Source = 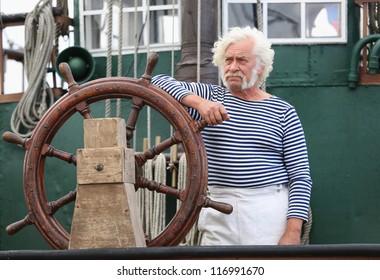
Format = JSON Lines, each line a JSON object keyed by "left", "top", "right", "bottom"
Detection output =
{"left": 2, "top": 53, "right": 232, "bottom": 249}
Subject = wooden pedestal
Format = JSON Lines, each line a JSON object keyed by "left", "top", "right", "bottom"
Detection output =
{"left": 69, "top": 118, "right": 146, "bottom": 249}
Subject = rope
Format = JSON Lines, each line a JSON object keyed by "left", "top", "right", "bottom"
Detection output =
{"left": 256, "top": 0, "right": 263, "bottom": 32}
{"left": 140, "top": 159, "right": 154, "bottom": 238}
{"left": 256, "top": 0, "right": 266, "bottom": 91}
{"left": 301, "top": 207, "right": 313, "bottom": 245}
{"left": 10, "top": 0, "right": 55, "bottom": 137}
{"left": 177, "top": 154, "right": 201, "bottom": 246}
{"left": 105, "top": 0, "right": 113, "bottom": 118}
{"left": 196, "top": 0, "right": 201, "bottom": 82}
{"left": 138, "top": 153, "right": 167, "bottom": 240}
{"left": 217, "top": 0, "right": 222, "bottom": 86}
{"left": 146, "top": 0, "right": 151, "bottom": 149}
{"left": 131, "top": 0, "right": 139, "bottom": 151}
{"left": 116, "top": 0, "right": 123, "bottom": 117}
{"left": 171, "top": 0, "right": 175, "bottom": 78}
{"left": 177, "top": 154, "right": 187, "bottom": 210}
{"left": 152, "top": 153, "right": 167, "bottom": 237}
{"left": 168, "top": 0, "right": 177, "bottom": 179}
{"left": 133, "top": 1, "right": 138, "bottom": 79}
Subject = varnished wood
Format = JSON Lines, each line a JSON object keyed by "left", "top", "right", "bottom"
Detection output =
{"left": 47, "top": 191, "right": 77, "bottom": 215}
{"left": 6, "top": 212, "right": 35, "bottom": 235}
{"left": 2, "top": 52, "right": 230, "bottom": 249}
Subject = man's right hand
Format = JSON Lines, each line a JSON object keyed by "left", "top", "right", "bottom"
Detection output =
{"left": 182, "top": 94, "right": 229, "bottom": 125}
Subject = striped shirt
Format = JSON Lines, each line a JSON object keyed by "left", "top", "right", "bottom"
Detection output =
{"left": 152, "top": 74, "right": 312, "bottom": 222}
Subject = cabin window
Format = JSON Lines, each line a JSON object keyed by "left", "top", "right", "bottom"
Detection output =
{"left": 80, "top": 0, "right": 181, "bottom": 55}
{"left": 223, "top": 0, "right": 347, "bottom": 44}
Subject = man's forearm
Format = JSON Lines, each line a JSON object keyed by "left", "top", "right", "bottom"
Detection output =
{"left": 181, "top": 94, "right": 203, "bottom": 110}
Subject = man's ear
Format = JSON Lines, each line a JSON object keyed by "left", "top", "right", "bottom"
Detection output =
{"left": 257, "top": 63, "right": 265, "bottom": 75}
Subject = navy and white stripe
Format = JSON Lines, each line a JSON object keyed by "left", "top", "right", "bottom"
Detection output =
{"left": 152, "top": 74, "right": 312, "bottom": 221}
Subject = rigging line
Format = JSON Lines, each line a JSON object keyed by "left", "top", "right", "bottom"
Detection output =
{"left": 168, "top": 0, "right": 176, "bottom": 185}
{"left": 256, "top": 0, "right": 266, "bottom": 91}
{"left": 117, "top": 0, "right": 123, "bottom": 78}
{"left": 132, "top": 0, "right": 141, "bottom": 150}
{"left": 105, "top": 0, "right": 113, "bottom": 118}
{"left": 217, "top": 0, "right": 221, "bottom": 86}
{"left": 132, "top": 0, "right": 139, "bottom": 152}
{"left": 197, "top": 0, "right": 201, "bottom": 83}
{"left": 124, "top": 13, "right": 147, "bottom": 77}
{"left": 146, "top": 0, "right": 151, "bottom": 149}
{"left": 134, "top": 0, "right": 138, "bottom": 79}
{"left": 171, "top": 0, "right": 176, "bottom": 78}
{"left": 117, "top": 0, "right": 123, "bottom": 117}
{"left": 257, "top": 0, "right": 263, "bottom": 32}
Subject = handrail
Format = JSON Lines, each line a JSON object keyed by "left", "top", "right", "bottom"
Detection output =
{"left": 347, "top": 34, "right": 380, "bottom": 88}
{"left": 368, "top": 39, "right": 380, "bottom": 74}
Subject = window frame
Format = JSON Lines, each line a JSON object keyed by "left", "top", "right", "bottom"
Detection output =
{"left": 222, "top": 0, "right": 347, "bottom": 44}
{"left": 78, "top": 0, "right": 182, "bottom": 56}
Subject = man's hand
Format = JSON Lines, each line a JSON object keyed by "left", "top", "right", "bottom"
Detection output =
{"left": 278, "top": 218, "right": 303, "bottom": 245}
{"left": 182, "top": 94, "right": 229, "bottom": 125}
{"left": 197, "top": 99, "right": 229, "bottom": 125}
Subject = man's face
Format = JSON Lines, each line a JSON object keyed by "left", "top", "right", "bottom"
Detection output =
{"left": 222, "top": 39, "right": 257, "bottom": 91}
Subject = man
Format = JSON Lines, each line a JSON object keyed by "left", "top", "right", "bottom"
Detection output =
{"left": 152, "top": 26, "right": 312, "bottom": 245}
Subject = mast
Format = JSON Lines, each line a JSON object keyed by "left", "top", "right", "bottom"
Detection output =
{"left": 175, "top": 0, "right": 219, "bottom": 84}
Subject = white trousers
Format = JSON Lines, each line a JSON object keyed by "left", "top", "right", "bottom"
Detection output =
{"left": 198, "top": 184, "right": 289, "bottom": 245}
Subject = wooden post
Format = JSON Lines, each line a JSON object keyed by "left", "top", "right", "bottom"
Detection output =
{"left": 69, "top": 118, "right": 146, "bottom": 249}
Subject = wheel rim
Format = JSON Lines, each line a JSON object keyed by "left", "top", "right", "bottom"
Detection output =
{"left": 23, "top": 76, "right": 208, "bottom": 249}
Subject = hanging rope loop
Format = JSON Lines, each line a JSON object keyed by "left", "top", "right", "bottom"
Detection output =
{"left": 10, "top": 0, "right": 55, "bottom": 137}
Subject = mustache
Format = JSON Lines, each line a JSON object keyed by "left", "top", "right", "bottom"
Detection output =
{"left": 224, "top": 72, "right": 244, "bottom": 79}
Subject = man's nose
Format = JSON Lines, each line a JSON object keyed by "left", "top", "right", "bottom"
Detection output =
{"left": 229, "top": 60, "right": 239, "bottom": 71}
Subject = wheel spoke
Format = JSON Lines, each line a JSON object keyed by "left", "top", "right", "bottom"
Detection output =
{"left": 135, "top": 131, "right": 182, "bottom": 166}
{"left": 198, "top": 195, "right": 233, "bottom": 214}
{"left": 2, "top": 131, "right": 31, "bottom": 150}
{"left": 42, "top": 144, "right": 77, "bottom": 165}
{"left": 6, "top": 212, "right": 35, "bottom": 235}
{"left": 76, "top": 101, "right": 92, "bottom": 119}
{"left": 126, "top": 97, "right": 144, "bottom": 148}
{"left": 47, "top": 190, "right": 77, "bottom": 215}
{"left": 136, "top": 176, "right": 186, "bottom": 201}
{"left": 192, "top": 119, "right": 208, "bottom": 132}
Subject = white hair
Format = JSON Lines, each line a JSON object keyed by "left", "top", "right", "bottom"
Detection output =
{"left": 212, "top": 26, "right": 274, "bottom": 86}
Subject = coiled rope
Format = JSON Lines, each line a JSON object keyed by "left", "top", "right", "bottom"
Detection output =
{"left": 301, "top": 208, "right": 313, "bottom": 245}
{"left": 139, "top": 153, "right": 167, "bottom": 240}
{"left": 177, "top": 154, "right": 201, "bottom": 246}
{"left": 151, "top": 153, "right": 167, "bottom": 237}
{"left": 10, "top": 0, "right": 55, "bottom": 137}
{"left": 140, "top": 159, "right": 153, "bottom": 238}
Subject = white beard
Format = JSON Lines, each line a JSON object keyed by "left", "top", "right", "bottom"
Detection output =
{"left": 222, "top": 68, "right": 259, "bottom": 90}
